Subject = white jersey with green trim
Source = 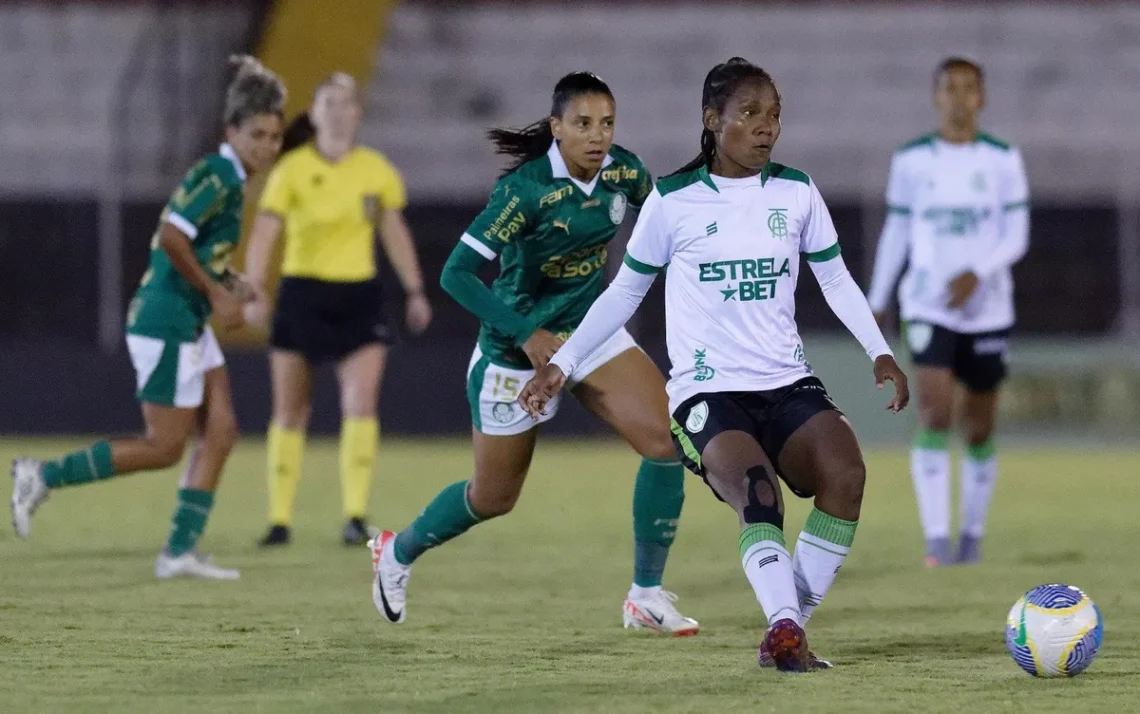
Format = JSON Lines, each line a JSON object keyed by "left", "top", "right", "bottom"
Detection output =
{"left": 868, "top": 133, "right": 1030, "bottom": 333}
{"left": 621, "top": 164, "right": 854, "bottom": 410}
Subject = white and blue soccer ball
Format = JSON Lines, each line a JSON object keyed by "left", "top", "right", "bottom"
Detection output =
{"left": 1006, "top": 584, "right": 1102, "bottom": 677}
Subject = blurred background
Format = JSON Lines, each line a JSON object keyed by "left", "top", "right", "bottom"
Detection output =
{"left": 1, "top": 0, "right": 1138, "bottom": 443}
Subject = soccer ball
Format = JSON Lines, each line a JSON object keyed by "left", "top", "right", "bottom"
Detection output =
{"left": 1005, "top": 584, "right": 1102, "bottom": 677}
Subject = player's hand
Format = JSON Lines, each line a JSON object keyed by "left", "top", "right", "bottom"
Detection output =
{"left": 947, "top": 271, "right": 980, "bottom": 309}
{"left": 521, "top": 329, "right": 564, "bottom": 370}
{"left": 405, "top": 292, "right": 432, "bottom": 336}
{"left": 221, "top": 269, "right": 257, "bottom": 303}
{"left": 209, "top": 284, "right": 244, "bottom": 330}
{"left": 518, "top": 363, "right": 568, "bottom": 419}
{"left": 874, "top": 354, "right": 909, "bottom": 413}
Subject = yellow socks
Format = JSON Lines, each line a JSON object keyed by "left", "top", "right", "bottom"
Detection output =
{"left": 339, "top": 417, "right": 378, "bottom": 519}
{"left": 266, "top": 424, "right": 305, "bottom": 526}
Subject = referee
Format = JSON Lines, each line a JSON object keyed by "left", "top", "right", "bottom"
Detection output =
{"left": 244, "top": 72, "right": 432, "bottom": 546}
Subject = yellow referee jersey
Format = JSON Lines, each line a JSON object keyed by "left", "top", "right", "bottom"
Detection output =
{"left": 259, "top": 145, "right": 407, "bottom": 282}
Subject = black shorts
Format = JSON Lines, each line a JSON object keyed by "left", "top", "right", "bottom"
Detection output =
{"left": 270, "top": 276, "right": 394, "bottom": 364}
{"left": 669, "top": 377, "right": 841, "bottom": 500}
{"left": 906, "top": 322, "right": 1009, "bottom": 392}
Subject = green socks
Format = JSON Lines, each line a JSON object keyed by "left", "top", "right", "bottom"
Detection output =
{"left": 632, "top": 458, "right": 685, "bottom": 588}
{"left": 393, "top": 480, "right": 484, "bottom": 566}
{"left": 166, "top": 489, "right": 214, "bottom": 557}
{"left": 42, "top": 441, "right": 114, "bottom": 489}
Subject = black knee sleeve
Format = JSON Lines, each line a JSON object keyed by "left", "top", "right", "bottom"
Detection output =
{"left": 742, "top": 465, "right": 783, "bottom": 529}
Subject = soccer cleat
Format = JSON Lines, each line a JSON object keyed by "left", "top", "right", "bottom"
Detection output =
{"left": 258, "top": 524, "right": 291, "bottom": 547}
{"left": 925, "top": 537, "right": 951, "bottom": 568}
{"left": 154, "top": 551, "right": 240, "bottom": 580}
{"left": 956, "top": 534, "right": 982, "bottom": 564}
{"left": 758, "top": 633, "right": 833, "bottom": 670}
{"left": 369, "top": 530, "right": 409, "bottom": 624}
{"left": 10, "top": 458, "right": 49, "bottom": 540}
{"left": 343, "top": 517, "right": 378, "bottom": 546}
{"left": 623, "top": 588, "right": 700, "bottom": 636}
{"left": 760, "top": 618, "right": 811, "bottom": 672}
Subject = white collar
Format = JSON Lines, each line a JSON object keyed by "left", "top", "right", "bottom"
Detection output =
{"left": 547, "top": 141, "right": 613, "bottom": 196}
{"left": 219, "top": 143, "right": 247, "bottom": 182}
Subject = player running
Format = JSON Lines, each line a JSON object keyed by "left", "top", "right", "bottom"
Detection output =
{"left": 520, "top": 58, "right": 909, "bottom": 672}
{"left": 368, "top": 72, "right": 697, "bottom": 635}
{"left": 243, "top": 72, "right": 432, "bottom": 548}
{"left": 10, "top": 56, "right": 286, "bottom": 580}
{"left": 867, "top": 57, "right": 1029, "bottom": 567}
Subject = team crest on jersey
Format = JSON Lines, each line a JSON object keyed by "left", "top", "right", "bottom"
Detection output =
{"left": 907, "top": 322, "right": 935, "bottom": 354}
{"left": 685, "top": 401, "right": 709, "bottom": 433}
{"left": 768, "top": 208, "right": 789, "bottom": 239}
{"left": 609, "top": 193, "right": 627, "bottom": 225}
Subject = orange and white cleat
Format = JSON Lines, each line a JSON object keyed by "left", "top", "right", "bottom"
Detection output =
{"left": 622, "top": 588, "right": 699, "bottom": 636}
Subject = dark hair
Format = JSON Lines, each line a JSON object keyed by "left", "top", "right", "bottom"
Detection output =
{"left": 934, "top": 56, "right": 984, "bottom": 87}
{"left": 487, "top": 71, "right": 614, "bottom": 176}
{"left": 670, "top": 57, "right": 774, "bottom": 176}
{"left": 280, "top": 73, "right": 359, "bottom": 154}
{"left": 223, "top": 54, "right": 286, "bottom": 128}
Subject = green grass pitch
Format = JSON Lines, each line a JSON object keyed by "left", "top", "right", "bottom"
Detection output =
{"left": 1, "top": 437, "right": 1138, "bottom": 713}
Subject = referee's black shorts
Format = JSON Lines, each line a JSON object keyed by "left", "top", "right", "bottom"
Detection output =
{"left": 270, "top": 276, "right": 394, "bottom": 364}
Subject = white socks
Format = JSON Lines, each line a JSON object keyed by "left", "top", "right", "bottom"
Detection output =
{"left": 792, "top": 508, "right": 857, "bottom": 622}
{"left": 911, "top": 430, "right": 951, "bottom": 540}
{"left": 740, "top": 524, "right": 801, "bottom": 626}
{"left": 960, "top": 447, "right": 998, "bottom": 538}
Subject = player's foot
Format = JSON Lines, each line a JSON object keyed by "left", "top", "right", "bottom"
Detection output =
{"left": 342, "top": 517, "right": 378, "bottom": 546}
{"left": 10, "top": 458, "right": 49, "bottom": 540}
{"left": 956, "top": 534, "right": 982, "bottom": 564}
{"left": 622, "top": 587, "right": 699, "bottom": 636}
{"left": 925, "top": 537, "right": 951, "bottom": 567}
{"left": 258, "top": 524, "right": 291, "bottom": 547}
{"left": 760, "top": 618, "right": 811, "bottom": 673}
{"left": 369, "top": 530, "right": 409, "bottom": 624}
{"left": 154, "top": 551, "right": 240, "bottom": 580}
{"left": 758, "top": 634, "right": 833, "bottom": 670}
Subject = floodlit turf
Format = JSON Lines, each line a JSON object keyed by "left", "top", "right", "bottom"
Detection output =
{"left": 1, "top": 437, "right": 1138, "bottom": 713}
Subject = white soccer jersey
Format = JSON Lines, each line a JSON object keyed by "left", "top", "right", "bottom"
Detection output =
{"left": 868, "top": 133, "right": 1030, "bottom": 333}
{"left": 550, "top": 163, "right": 892, "bottom": 414}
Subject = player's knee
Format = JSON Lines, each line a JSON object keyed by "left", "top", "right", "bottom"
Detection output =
{"left": 638, "top": 433, "right": 677, "bottom": 462}
{"left": 918, "top": 403, "right": 953, "bottom": 432}
{"left": 741, "top": 465, "right": 784, "bottom": 529}
{"left": 149, "top": 436, "right": 187, "bottom": 469}
{"left": 819, "top": 457, "right": 865, "bottom": 517}
{"left": 467, "top": 480, "right": 522, "bottom": 519}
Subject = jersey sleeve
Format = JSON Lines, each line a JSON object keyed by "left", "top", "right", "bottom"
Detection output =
{"left": 374, "top": 154, "right": 408, "bottom": 211}
{"left": 258, "top": 159, "right": 294, "bottom": 218}
{"left": 627, "top": 155, "right": 654, "bottom": 209}
{"left": 884, "top": 152, "right": 912, "bottom": 216}
{"left": 800, "top": 180, "right": 841, "bottom": 262}
{"left": 1001, "top": 147, "right": 1030, "bottom": 211}
{"left": 166, "top": 162, "right": 229, "bottom": 240}
{"left": 622, "top": 188, "right": 673, "bottom": 273}
{"left": 461, "top": 176, "right": 534, "bottom": 260}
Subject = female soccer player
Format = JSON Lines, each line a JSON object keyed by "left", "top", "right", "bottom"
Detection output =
{"left": 368, "top": 72, "right": 696, "bottom": 635}
{"left": 520, "top": 59, "right": 909, "bottom": 671}
{"left": 10, "top": 56, "right": 286, "bottom": 580}
{"left": 243, "top": 73, "right": 432, "bottom": 547}
{"left": 867, "top": 57, "right": 1029, "bottom": 567}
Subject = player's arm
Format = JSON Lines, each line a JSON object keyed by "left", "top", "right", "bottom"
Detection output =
{"left": 866, "top": 153, "right": 913, "bottom": 321}
{"left": 972, "top": 147, "right": 1030, "bottom": 278}
{"left": 440, "top": 178, "right": 551, "bottom": 354}
{"left": 519, "top": 189, "right": 671, "bottom": 415}
{"left": 371, "top": 162, "right": 432, "bottom": 334}
{"left": 802, "top": 181, "right": 909, "bottom": 412}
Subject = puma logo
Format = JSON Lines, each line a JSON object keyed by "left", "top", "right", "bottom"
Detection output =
{"left": 552, "top": 218, "right": 571, "bottom": 233}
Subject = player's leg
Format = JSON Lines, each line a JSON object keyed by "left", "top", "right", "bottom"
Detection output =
{"left": 11, "top": 335, "right": 199, "bottom": 539}
{"left": 260, "top": 349, "right": 313, "bottom": 546}
{"left": 368, "top": 348, "right": 547, "bottom": 624}
{"left": 906, "top": 323, "right": 956, "bottom": 566}
{"left": 155, "top": 359, "right": 241, "bottom": 580}
{"left": 571, "top": 345, "right": 695, "bottom": 636}
{"left": 335, "top": 343, "right": 387, "bottom": 545}
{"left": 955, "top": 330, "right": 1008, "bottom": 563}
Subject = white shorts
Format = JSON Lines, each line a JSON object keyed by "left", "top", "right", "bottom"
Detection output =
{"left": 466, "top": 328, "right": 640, "bottom": 436}
{"left": 125, "top": 326, "right": 226, "bottom": 408}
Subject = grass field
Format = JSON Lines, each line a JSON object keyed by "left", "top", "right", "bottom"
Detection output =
{"left": 1, "top": 437, "right": 1138, "bottom": 713}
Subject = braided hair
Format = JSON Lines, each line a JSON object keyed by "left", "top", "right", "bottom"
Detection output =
{"left": 222, "top": 54, "right": 286, "bottom": 128}
{"left": 669, "top": 58, "right": 774, "bottom": 176}
{"left": 487, "top": 71, "right": 614, "bottom": 176}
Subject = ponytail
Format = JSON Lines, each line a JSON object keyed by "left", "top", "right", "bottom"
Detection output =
{"left": 281, "top": 112, "right": 316, "bottom": 154}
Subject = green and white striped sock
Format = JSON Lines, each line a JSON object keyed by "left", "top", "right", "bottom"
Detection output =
{"left": 792, "top": 508, "right": 858, "bottom": 621}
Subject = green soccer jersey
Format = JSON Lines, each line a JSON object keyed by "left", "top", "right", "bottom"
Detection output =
{"left": 462, "top": 142, "right": 652, "bottom": 367}
{"left": 126, "top": 144, "right": 247, "bottom": 342}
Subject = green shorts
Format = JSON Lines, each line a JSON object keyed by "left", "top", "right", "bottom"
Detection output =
{"left": 125, "top": 326, "right": 226, "bottom": 408}
{"left": 465, "top": 327, "right": 639, "bottom": 436}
